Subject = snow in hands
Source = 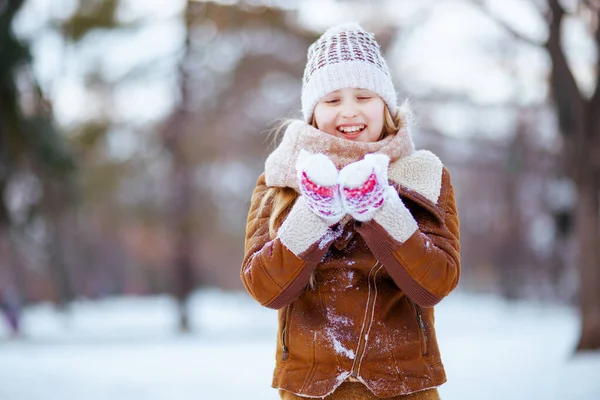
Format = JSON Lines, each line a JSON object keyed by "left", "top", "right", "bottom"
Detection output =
{"left": 338, "top": 154, "right": 390, "bottom": 222}
{"left": 297, "top": 151, "right": 392, "bottom": 223}
{"left": 296, "top": 150, "right": 345, "bottom": 225}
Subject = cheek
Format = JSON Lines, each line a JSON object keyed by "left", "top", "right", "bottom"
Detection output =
{"left": 313, "top": 108, "right": 334, "bottom": 129}
{"left": 367, "top": 105, "right": 385, "bottom": 128}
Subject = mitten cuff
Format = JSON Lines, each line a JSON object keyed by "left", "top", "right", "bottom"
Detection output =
{"left": 278, "top": 197, "right": 337, "bottom": 257}
{"left": 372, "top": 186, "right": 418, "bottom": 243}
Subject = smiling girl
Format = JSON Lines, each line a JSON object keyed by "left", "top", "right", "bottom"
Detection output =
{"left": 241, "top": 23, "right": 460, "bottom": 399}
{"left": 314, "top": 88, "right": 386, "bottom": 143}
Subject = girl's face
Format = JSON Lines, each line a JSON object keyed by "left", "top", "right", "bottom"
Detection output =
{"left": 313, "top": 88, "right": 385, "bottom": 143}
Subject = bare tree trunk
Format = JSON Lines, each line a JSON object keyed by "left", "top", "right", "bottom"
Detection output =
{"left": 172, "top": 161, "right": 195, "bottom": 333}
{"left": 44, "top": 178, "right": 76, "bottom": 309}
{"left": 574, "top": 167, "right": 600, "bottom": 350}
{"left": 0, "top": 225, "right": 24, "bottom": 336}
{"left": 495, "top": 155, "right": 523, "bottom": 299}
{"left": 545, "top": 0, "right": 600, "bottom": 351}
{"left": 162, "top": 1, "right": 200, "bottom": 333}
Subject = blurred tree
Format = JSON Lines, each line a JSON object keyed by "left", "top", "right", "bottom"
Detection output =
{"left": 493, "top": 119, "right": 534, "bottom": 299}
{"left": 161, "top": 0, "right": 197, "bottom": 333}
{"left": 53, "top": 0, "right": 151, "bottom": 300}
{"left": 160, "top": 0, "right": 318, "bottom": 332}
{"left": 59, "top": 0, "right": 120, "bottom": 42}
{"left": 471, "top": 0, "right": 600, "bottom": 351}
{"left": 545, "top": 0, "right": 600, "bottom": 352}
{"left": 0, "top": 0, "right": 76, "bottom": 330}
{"left": 1, "top": 0, "right": 146, "bottom": 312}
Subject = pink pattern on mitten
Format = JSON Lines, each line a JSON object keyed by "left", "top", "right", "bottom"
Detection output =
{"left": 296, "top": 150, "right": 345, "bottom": 225}
{"left": 339, "top": 154, "right": 390, "bottom": 222}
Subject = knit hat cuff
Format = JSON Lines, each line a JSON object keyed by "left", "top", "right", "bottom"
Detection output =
{"left": 301, "top": 60, "right": 397, "bottom": 122}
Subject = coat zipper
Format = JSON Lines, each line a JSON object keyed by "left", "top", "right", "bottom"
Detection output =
{"left": 408, "top": 298, "right": 427, "bottom": 356}
{"left": 351, "top": 262, "right": 380, "bottom": 378}
{"left": 281, "top": 304, "right": 292, "bottom": 361}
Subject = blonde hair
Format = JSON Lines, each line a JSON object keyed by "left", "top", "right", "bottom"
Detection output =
{"left": 259, "top": 105, "right": 403, "bottom": 287}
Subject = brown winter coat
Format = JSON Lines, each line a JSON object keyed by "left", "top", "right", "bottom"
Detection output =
{"left": 241, "top": 161, "right": 460, "bottom": 398}
{"left": 241, "top": 118, "right": 460, "bottom": 398}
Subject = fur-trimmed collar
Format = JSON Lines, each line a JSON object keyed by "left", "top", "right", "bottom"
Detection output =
{"left": 264, "top": 106, "right": 445, "bottom": 205}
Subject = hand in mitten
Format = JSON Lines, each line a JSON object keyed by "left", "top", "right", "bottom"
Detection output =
{"left": 296, "top": 150, "right": 345, "bottom": 225}
{"left": 338, "top": 154, "right": 390, "bottom": 222}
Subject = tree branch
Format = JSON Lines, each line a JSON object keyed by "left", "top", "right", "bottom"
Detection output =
{"left": 467, "top": 0, "right": 544, "bottom": 47}
{"left": 585, "top": 7, "right": 600, "bottom": 160}
{"left": 530, "top": 0, "right": 550, "bottom": 16}
{"left": 588, "top": 8, "right": 600, "bottom": 112}
{"left": 544, "top": 0, "right": 586, "bottom": 180}
{"left": 581, "top": 0, "right": 600, "bottom": 13}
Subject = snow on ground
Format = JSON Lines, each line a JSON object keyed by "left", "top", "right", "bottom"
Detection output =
{"left": 0, "top": 290, "right": 599, "bottom": 400}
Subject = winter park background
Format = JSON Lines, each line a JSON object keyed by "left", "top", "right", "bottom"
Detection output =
{"left": 2, "top": 0, "right": 600, "bottom": 399}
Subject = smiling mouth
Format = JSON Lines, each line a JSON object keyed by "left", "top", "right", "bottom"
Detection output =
{"left": 337, "top": 125, "right": 366, "bottom": 135}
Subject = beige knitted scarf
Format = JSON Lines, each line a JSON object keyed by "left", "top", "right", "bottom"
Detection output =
{"left": 265, "top": 110, "right": 416, "bottom": 191}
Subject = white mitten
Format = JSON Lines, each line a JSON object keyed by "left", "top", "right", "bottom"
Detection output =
{"left": 338, "top": 154, "right": 390, "bottom": 222}
{"left": 296, "top": 150, "right": 345, "bottom": 225}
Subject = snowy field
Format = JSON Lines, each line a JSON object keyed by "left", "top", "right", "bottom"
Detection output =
{"left": 1, "top": 290, "right": 599, "bottom": 400}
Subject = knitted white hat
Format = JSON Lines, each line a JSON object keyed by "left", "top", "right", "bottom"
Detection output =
{"left": 301, "top": 22, "right": 397, "bottom": 122}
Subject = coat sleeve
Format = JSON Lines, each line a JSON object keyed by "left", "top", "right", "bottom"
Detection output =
{"left": 354, "top": 167, "right": 460, "bottom": 307}
{"left": 240, "top": 174, "right": 341, "bottom": 309}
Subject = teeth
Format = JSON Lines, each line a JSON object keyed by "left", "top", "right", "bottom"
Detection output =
{"left": 338, "top": 125, "right": 365, "bottom": 133}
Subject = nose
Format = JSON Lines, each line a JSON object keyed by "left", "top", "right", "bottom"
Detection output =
{"left": 340, "top": 100, "right": 359, "bottom": 118}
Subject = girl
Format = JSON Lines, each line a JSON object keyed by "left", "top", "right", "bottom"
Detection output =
{"left": 241, "top": 22, "right": 460, "bottom": 400}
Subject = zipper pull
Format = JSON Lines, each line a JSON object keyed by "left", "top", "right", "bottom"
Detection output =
{"left": 415, "top": 308, "right": 425, "bottom": 330}
{"left": 282, "top": 345, "right": 289, "bottom": 361}
{"left": 409, "top": 298, "right": 425, "bottom": 330}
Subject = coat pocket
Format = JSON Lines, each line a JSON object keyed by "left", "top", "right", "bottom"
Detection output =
{"left": 408, "top": 298, "right": 427, "bottom": 356}
{"left": 281, "top": 303, "right": 293, "bottom": 361}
